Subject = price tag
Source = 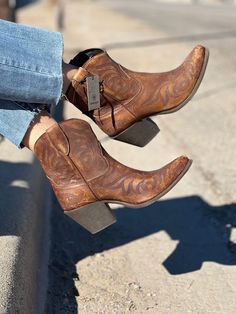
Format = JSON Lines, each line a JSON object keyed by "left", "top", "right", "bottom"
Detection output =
{"left": 86, "top": 75, "right": 101, "bottom": 111}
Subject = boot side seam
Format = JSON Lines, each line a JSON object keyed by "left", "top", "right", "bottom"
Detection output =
{"left": 45, "top": 131, "right": 98, "bottom": 200}
{"left": 67, "top": 155, "right": 102, "bottom": 201}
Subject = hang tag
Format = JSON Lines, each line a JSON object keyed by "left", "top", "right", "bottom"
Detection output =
{"left": 86, "top": 75, "right": 101, "bottom": 111}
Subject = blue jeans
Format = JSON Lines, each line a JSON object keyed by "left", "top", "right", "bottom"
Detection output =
{"left": 0, "top": 19, "right": 64, "bottom": 147}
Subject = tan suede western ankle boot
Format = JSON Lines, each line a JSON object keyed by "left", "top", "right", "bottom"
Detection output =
{"left": 34, "top": 119, "right": 191, "bottom": 234}
{"left": 66, "top": 45, "right": 208, "bottom": 147}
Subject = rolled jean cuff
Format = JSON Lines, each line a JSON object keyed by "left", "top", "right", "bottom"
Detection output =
{"left": 0, "top": 100, "right": 42, "bottom": 148}
{"left": 0, "top": 20, "right": 64, "bottom": 105}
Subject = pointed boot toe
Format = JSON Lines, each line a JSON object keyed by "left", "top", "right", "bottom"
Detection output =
{"left": 155, "top": 44, "right": 209, "bottom": 114}
{"left": 148, "top": 155, "right": 192, "bottom": 203}
{"left": 66, "top": 46, "right": 208, "bottom": 146}
{"left": 34, "top": 119, "right": 191, "bottom": 234}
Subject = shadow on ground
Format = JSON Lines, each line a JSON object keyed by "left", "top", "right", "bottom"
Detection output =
{"left": 45, "top": 194, "right": 236, "bottom": 313}
{"left": 0, "top": 158, "right": 43, "bottom": 237}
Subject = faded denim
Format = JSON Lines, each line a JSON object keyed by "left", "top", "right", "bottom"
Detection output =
{"left": 0, "top": 100, "right": 42, "bottom": 147}
{"left": 0, "top": 19, "right": 63, "bottom": 105}
{"left": 0, "top": 19, "right": 64, "bottom": 147}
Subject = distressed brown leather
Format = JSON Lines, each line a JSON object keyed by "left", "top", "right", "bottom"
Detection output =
{"left": 67, "top": 45, "right": 206, "bottom": 136}
{"left": 34, "top": 119, "right": 190, "bottom": 212}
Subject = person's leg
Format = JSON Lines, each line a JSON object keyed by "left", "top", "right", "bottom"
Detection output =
{"left": 22, "top": 110, "right": 57, "bottom": 151}
{"left": 62, "top": 62, "right": 78, "bottom": 96}
{"left": 0, "top": 98, "right": 191, "bottom": 234}
{"left": 0, "top": 99, "right": 44, "bottom": 148}
{"left": 0, "top": 20, "right": 206, "bottom": 150}
{"left": 32, "top": 117, "right": 191, "bottom": 234}
{"left": 0, "top": 19, "right": 78, "bottom": 105}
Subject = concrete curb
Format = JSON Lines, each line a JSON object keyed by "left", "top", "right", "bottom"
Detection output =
{"left": 0, "top": 139, "right": 51, "bottom": 314}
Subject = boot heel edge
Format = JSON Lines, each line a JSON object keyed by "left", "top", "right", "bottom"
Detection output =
{"left": 65, "top": 202, "right": 116, "bottom": 234}
{"left": 113, "top": 118, "right": 160, "bottom": 147}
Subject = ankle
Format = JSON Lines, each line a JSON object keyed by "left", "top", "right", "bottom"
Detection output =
{"left": 62, "top": 61, "right": 78, "bottom": 94}
{"left": 22, "top": 110, "right": 57, "bottom": 152}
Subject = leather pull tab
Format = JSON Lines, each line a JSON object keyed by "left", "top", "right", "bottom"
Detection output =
{"left": 72, "top": 67, "right": 89, "bottom": 85}
{"left": 71, "top": 67, "right": 101, "bottom": 111}
{"left": 46, "top": 124, "right": 70, "bottom": 156}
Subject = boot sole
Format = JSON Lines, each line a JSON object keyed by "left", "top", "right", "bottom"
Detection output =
{"left": 65, "top": 159, "right": 192, "bottom": 234}
{"left": 112, "top": 48, "right": 209, "bottom": 147}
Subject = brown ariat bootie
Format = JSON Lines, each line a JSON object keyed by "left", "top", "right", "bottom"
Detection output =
{"left": 66, "top": 45, "right": 209, "bottom": 147}
{"left": 34, "top": 119, "right": 192, "bottom": 234}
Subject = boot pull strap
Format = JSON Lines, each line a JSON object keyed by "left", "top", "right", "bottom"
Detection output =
{"left": 72, "top": 67, "right": 90, "bottom": 86}
{"left": 46, "top": 124, "right": 70, "bottom": 156}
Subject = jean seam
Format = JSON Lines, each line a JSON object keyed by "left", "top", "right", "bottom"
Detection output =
{"left": 0, "top": 60, "right": 61, "bottom": 76}
{"left": 0, "top": 30, "right": 60, "bottom": 43}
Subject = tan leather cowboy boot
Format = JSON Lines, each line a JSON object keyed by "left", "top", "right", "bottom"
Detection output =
{"left": 66, "top": 45, "right": 209, "bottom": 147}
{"left": 34, "top": 119, "right": 191, "bottom": 234}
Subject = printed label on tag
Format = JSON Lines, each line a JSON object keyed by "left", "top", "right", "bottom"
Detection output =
{"left": 86, "top": 76, "right": 101, "bottom": 111}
